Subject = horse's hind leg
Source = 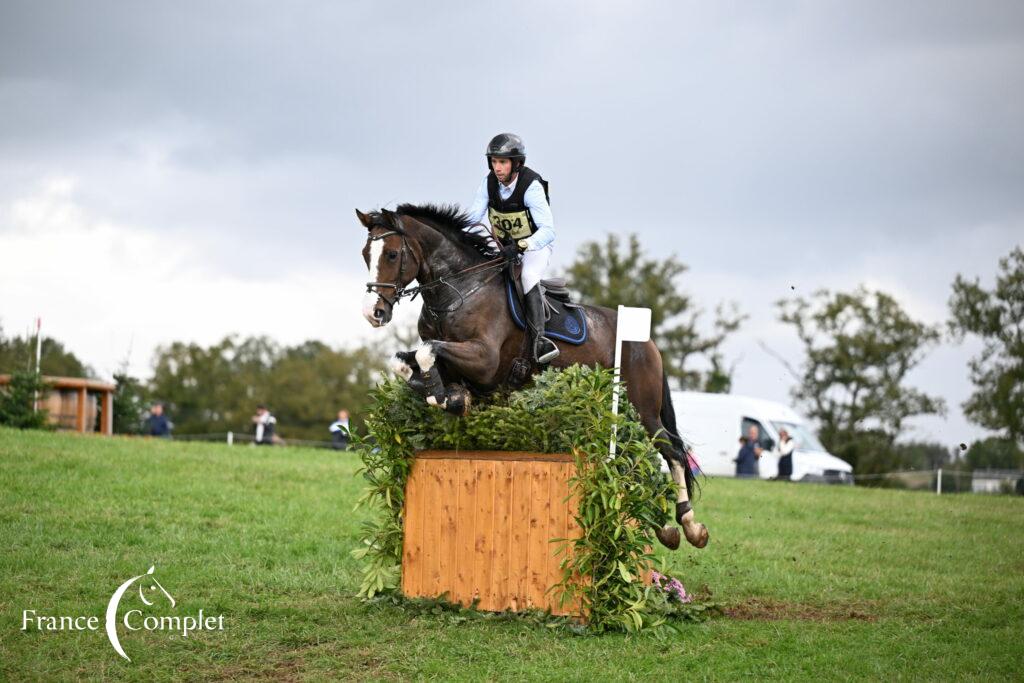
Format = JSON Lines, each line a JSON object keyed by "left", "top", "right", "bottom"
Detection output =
{"left": 667, "top": 457, "right": 709, "bottom": 549}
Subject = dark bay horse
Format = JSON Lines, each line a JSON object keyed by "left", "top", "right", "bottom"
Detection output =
{"left": 357, "top": 204, "right": 708, "bottom": 550}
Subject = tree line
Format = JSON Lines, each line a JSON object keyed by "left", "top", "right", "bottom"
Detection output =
{"left": 2, "top": 242, "right": 1022, "bottom": 474}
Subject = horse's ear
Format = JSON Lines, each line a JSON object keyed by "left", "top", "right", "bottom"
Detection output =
{"left": 381, "top": 208, "right": 402, "bottom": 230}
{"left": 355, "top": 209, "right": 372, "bottom": 229}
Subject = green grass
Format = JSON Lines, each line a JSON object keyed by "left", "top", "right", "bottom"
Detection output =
{"left": 1, "top": 427, "right": 1022, "bottom": 681}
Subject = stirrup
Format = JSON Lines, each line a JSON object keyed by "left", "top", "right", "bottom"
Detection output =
{"left": 536, "top": 337, "right": 559, "bottom": 364}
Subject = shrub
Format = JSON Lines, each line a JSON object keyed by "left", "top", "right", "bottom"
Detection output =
{"left": 0, "top": 370, "right": 50, "bottom": 430}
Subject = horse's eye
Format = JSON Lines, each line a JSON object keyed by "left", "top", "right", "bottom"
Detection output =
{"left": 387, "top": 251, "right": 399, "bottom": 261}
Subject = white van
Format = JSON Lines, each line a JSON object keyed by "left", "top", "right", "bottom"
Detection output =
{"left": 669, "top": 391, "right": 853, "bottom": 484}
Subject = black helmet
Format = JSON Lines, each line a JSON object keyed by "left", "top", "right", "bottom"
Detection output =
{"left": 486, "top": 133, "right": 526, "bottom": 159}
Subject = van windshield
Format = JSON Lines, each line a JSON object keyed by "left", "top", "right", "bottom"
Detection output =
{"left": 771, "top": 421, "right": 827, "bottom": 452}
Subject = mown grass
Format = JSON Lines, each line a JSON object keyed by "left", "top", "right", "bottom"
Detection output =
{"left": 1, "top": 426, "right": 1022, "bottom": 681}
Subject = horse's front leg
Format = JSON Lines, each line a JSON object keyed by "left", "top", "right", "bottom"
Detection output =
{"left": 390, "top": 350, "right": 429, "bottom": 397}
{"left": 415, "top": 339, "right": 498, "bottom": 415}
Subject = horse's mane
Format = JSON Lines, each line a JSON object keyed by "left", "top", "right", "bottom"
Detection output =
{"left": 395, "top": 203, "right": 495, "bottom": 260}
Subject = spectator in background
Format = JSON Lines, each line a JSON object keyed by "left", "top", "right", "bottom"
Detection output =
{"left": 144, "top": 402, "right": 172, "bottom": 438}
{"left": 252, "top": 404, "right": 277, "bottom": 446}
{"left": 776, "top": 428, "right": 795, "bottom": 481}
{"left": 735, "top": 425, "right": 763, "bottom": 477}
{"left": 329, "top": 409, "right": 351, "bottom": 451}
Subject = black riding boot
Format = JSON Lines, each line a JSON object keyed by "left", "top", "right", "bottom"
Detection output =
{"left": 525, "top": 286, "right": 559, "bottom": 364}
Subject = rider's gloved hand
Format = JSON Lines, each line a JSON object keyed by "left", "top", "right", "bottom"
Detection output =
{"left": 500, "top": 242, "right": 520, "bottom": 262}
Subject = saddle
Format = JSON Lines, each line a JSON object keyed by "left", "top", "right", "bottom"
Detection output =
{"left": 505, "top": 267, "right": 588, "bottom": 346}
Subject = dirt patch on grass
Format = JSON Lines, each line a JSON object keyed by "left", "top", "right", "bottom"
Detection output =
{"left": 724, "top": 598, "right": 877, "bottom": 622}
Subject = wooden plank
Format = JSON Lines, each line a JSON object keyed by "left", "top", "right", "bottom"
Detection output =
{"left": 419, "top": 459, "right": 442, "bottom": 599}
{"left": 472, "top": 461, "right": 496, "bottom": 610}
{"left": 452, "top": 458, "right": 475, "bottom": 607}
{"left": 526, "top": 461, "right": 552, "bottom": 609}
{"left": 401, "top": 458, "right": 424, "bottom": 598}
{"left": 417, "top": 450, "right": 573, "bottom": 463}
{"left": 565, "top": 464, "right": 585, "bottom": 615}
{"left": 437, "top": 458, "right": 458, "bottom": 604}
{"left": 547, "top": 461, "right": 571, "bottom": 615}
{"left": 508, "top": 459, "right": 531, "bottom": 612}
{"left": 489, "top": 460, "right": 514, "bottom": 612}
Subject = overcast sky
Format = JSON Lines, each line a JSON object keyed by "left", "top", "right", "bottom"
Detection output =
{"left": 1, "top": 1, "right": 1022, "bottom": 447}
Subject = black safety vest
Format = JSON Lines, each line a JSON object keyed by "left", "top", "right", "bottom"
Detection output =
{"left": 486, "top": 166, "right": 550, "bottom": 244}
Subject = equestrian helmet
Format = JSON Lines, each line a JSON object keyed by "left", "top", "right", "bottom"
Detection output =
{"left": 486, "top": 133, "right": 526, "bottom": 160}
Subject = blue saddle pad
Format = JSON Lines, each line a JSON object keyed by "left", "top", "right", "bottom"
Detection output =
{"left": 506, "top": 278, "right": 588, "bottom": 345}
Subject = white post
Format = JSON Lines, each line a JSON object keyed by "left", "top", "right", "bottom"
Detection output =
{"left": 608, "top": 305, "right": 652, "bottom": 459}
{"left": 609, "top": 327, "right": 624, "bottom": 459}
{"left": 227, "top": 431, "right": 234, "bottom": 446}
{"left": 937, "top": 468, "right": 942, "bottom": 495}
{"left": 33, "top": 317, "right": 42, "bottom": 412}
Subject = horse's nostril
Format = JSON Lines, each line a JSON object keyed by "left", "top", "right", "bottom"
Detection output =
{"left": 374, "top": 309, "right": 385, "bottom": 320}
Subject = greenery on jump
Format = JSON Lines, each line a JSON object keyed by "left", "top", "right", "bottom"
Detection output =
{"left": 353, "top": 365, "right": 711, "bottom": 632}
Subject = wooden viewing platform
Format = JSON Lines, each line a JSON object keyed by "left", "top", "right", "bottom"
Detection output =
{"left": 0, "top": 374, "right": 115, "bottom": 435}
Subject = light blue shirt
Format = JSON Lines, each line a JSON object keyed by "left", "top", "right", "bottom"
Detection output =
{"left": 465, "top": 173, "right": 555, "bottom": 251}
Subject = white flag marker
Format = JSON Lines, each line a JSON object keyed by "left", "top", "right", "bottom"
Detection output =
{"left": 609, "top": 306, "right": 652, "bottom": 458}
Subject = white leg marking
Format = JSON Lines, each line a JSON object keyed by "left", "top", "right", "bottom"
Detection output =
{"left": 415, "top": 343, "right": 436, "bottom": 373}
{"left": 362, "top": 239, "right": 384, "bottom": 324}
{"left": 670, "top": 460, "right": 707, "bottom": 547}
{"left": 669, "top": 461, "right": 690, "bottom": 503}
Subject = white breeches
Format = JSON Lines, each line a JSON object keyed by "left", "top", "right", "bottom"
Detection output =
{"left": 521, "top": 245, "right": 552, "bottom": 293}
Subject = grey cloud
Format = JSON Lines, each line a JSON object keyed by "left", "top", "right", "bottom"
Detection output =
{"left": 0, "top": 1, "right": 1021, "bottom": 445}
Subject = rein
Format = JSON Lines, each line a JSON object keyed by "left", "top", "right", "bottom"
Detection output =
{"left": 365, "top": 228, "right": 508, "bottom": 316}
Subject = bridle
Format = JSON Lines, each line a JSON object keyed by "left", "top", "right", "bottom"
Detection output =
{"left": 364, "top": 228, "right": 416, "bottom": 308}
{"left": 364, "top": 220, "right": 508, "bottom": 317}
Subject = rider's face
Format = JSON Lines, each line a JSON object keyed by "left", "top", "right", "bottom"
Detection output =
{"left": 490, "top": 157, "right": 514, "bottom": 184}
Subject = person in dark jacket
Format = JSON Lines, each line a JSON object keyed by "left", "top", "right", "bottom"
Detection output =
{"left": 735, "top": 426, "right": 763, "bottom": 477}
{"left": 252, "top": 404, "right": 277, "bottom": 446}
{"left": 144, "top": 403, "right": 171, "bottom": 438}
{"left": 776, "top": 428, "right": 795, "bottom": 481}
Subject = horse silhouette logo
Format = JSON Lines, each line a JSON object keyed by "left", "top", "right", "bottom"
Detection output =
{"left": 105, "top": 565, "right": 175, "bottom": 662}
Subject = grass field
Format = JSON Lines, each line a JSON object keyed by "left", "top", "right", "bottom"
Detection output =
{"left": 1, "top": 426, "right": 1022, "bottom": 681}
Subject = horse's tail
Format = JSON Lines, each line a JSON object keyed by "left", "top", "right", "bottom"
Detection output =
{"left": 660, "top": 371, "right": 696, "bottom": 501}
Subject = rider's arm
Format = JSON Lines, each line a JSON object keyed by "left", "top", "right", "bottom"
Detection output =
{"left": 522, "top": 179, "right": 554, "bottom": 251}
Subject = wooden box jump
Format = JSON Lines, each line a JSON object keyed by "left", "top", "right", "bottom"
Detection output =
{"left": 401, "top": 450, "right": 582, "bottom": 616}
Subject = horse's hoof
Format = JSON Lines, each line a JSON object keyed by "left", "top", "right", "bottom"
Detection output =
{"left": 685, "top": 523, "right": 709, "bottom": 549}
{"left": 655, "top": 525, "right": 681, "bottom": 551}
{"left": 444, "top": 386, "right": 471, "bottom": 416}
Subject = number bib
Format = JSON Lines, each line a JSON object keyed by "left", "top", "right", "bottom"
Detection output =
{"left": 488, "top": 208, "right": 533, "bottom": 241}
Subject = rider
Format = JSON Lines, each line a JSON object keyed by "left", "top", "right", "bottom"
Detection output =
{"left": 465, "top": 133, "right": 559, "bottom": 364}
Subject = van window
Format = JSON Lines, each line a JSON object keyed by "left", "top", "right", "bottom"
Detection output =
{"left": 771, "top": 421, "right": 827, "bottom": 452}
{"left": 740, "top": 417, "right": 775, "bottom": 451}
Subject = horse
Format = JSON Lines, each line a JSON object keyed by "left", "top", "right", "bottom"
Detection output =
{"left": 357, "top": 204, "right": 708, "bottom": 551}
